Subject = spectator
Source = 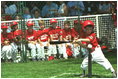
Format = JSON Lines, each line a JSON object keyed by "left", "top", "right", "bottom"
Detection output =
{"left": 23, "top": 7, "right": 32, "bottom": 19}
{"left": 32, "top": 9, "right": 42, "bottom": 30}
{"left": 4, "top": 1, "right": 17, "bottom": 15}
{"left": 84, "top": 1, "right": 99, "bottom": 15}
{"left": 32, "top": 9, "right": 41, "bottom": 18}
{"left": 67, "top": 1, "right": 85, "bottom": 16}
{"left": 31, "top": 5, "right": 39, "bottom": 16}
{"left": 41, "top": 1, "right": 58, "bottom": 18}
{"left": 56, "top": 1, "right": 68, "bottom": 17}
{"left": 1, "top": 1, "right": 13, "bottom": 21}
{"left": 98, "top": 1, "right": 111, "bottom": 14}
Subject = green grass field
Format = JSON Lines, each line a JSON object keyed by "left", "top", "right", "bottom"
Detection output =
{"left": 1, "top": 51, "right": 117, "bottom": 78}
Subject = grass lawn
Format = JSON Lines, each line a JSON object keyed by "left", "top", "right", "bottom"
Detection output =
{"left": 1, "top": 50, "right": 117, "bottom": 78}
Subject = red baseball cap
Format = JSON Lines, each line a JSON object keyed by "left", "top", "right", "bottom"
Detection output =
{"left": 50, "top": 18, "right": 57, "bottom": 24}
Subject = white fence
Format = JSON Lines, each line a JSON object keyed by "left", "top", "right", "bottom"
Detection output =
{"left": 1, "top": 14, "right": 116, "bottom": 49}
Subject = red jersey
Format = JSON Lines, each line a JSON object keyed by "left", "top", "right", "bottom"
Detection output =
{"left": 71, "top": 28, "right": 80, "bottom": 39}
{"left": 10, "top": 30, "right": 22, "bottom": 39}
{"left": 48, "top": 26, "right": 63, "bottom": 41}
{"left": 37, "top": 28, "right": 49, "bottom": 42}
{"left": 1, "top": 32, "right": 12, "bottom": 43}
{"left": 71, "top": 28, "right": 86, "bottom": 39}
{"left": 26, "top": 30, "right": 37, "bottom": 41}
{"left": 85, "top": 33, "right": 99, "bottom": 49}
{"left": 62, "top": 28, "right": 73, "bottom": 41}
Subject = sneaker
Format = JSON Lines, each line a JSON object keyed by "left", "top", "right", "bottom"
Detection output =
{"left": 112, "top": 71, "right": 117, "bottom": 78}
{"left": 80, "top": 70, "right": 86, "bottom": 78}
{"left": 80, "top": 74, "right": 86, "bottom": 78}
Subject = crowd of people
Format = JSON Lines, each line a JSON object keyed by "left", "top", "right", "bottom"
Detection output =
{"left": 1, "top": 1, "right": 117, "bottom": 21}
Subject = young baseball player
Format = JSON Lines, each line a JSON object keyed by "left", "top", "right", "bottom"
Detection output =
{"left": 72, "top": 20, "right": 88, "bottom": 58}
{"left": 62, "top": 21, "right": 73, "bottom": 58}
{"left": 48, "top": 18, "right": 64, "bottom": 59}
{"left": 10, "top": 21, "right": 22, "bottom": 62}
{"left": 36, "top": 20, "right": 50, "bottom": 60}
{"left": 1, "top": 23, "right": 12, "bottom": 62}
{"left": 25, "top": 21, "right": 37, "bottom": 61}
{"left": 75, "top": 20, "right": 116, "bottom": 77}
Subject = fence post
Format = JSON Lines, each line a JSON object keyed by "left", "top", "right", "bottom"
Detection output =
{"left": 96, "top": 16, "right": 99, "bottom": 38}
{"left": 18, "top": 1, "right": 27, "bottom": 62}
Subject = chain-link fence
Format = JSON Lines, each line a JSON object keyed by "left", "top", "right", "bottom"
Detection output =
{"left": 1, "top": 14, "right": 116, "bottom": 49}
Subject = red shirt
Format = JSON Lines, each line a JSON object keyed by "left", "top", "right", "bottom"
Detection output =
{"left": 48, "top": 26, "right": 63, "bottom": 41}
{"left": 1, "top": 32, "right": 12, "bottom": 43}
{"left": 26, "top": 30, "right": 37, "bottom": 41}
{"left": 10, "top": 30, "right": 22, "bottom": 39}
{"left": 85, "top": 33, "right": 99, "bottom": 49}
{"left": 62, "top": 28, "right": 73, "bottom": 41}
{"left": 71, "top": 28, "right": 86, "bottom": 39}
{"left": 71, "top": 28, "right": 80, "bottom": 39}
{"left": 37, "top": 28, "right": 49, "bottom": 42}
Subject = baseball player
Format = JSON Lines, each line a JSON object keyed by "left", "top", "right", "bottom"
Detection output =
{"left": 10, "top": 21, "right": 22, "bottom": 62}
{"left": 1, "top": 23, "right": 12, "bottom": 62}
{"left": 36, "top": 20, "right": 50, "bottom": 60}
{"left": 48, "top": 18, "right": 64, "bottom": 59}
{"left": 62, "top": 21, "right": 73, "bottom": 58}
{"left": 71, "top": 20, "right": 88, "bottom": 58}
{"left": 75, "top": 20, "right": 116, "bottom": 77}
{"left": 25, "top": 21, "right": 37, "bottom": 61}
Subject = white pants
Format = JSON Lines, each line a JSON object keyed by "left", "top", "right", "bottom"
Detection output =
{"left": 11, "top": 42, "right": 18, "bottom": 61}
{"left": 73, "top": 46, "right": 80, "bottom": 58}
{"left": 1, "top": 45, "right": 12, "bottom": 59}
{"left": 48, "top": 45, "right": 57, "bottom": 56}
{"left": 28, "top": 43, "right": 37, "bottom": 59}
{"left": 58, "top": 44, "right": 68, "bottom": 59}
{"left": 81, "top": 46, "right": 115, "bottom": 72}
{"left": 36, "top": 43, "right": 45, "bottom": 59}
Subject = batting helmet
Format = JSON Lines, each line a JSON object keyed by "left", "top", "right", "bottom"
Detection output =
{"left": 1, "top": 23, "right": 8, "bottom": 29}
{"left": 50, "top": 18, "right": 57, "bottom": 24}
{"left": 82, "top": 20, "right": 94, "bottom": 30}
{"left": 26, "top": 21, "right": 34, "bottom": 27}
{"left": 11, "top": 21, "right": 18, "bottom": 27}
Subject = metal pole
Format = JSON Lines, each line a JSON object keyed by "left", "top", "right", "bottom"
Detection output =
{"left": 18, "top": 1, "right": 27, "bottom": 62}
{"left": 88, "top": 49, "right": 92, "bottom": 78}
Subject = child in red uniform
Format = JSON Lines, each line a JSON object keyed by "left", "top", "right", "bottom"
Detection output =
{"left": 62, "top": 21, "right": 73, "bottom": 58}
{"left": 10, "top": 21, "right": 22, "bottom": 62}
{"left": 25, "top": 21, "right": 37, "bottom": 61}
{"left": 76, "top": 20, "right": 117, "bottom": 77}
{"left": 48, "top": 18, "right": 64, "bottom": 59}
{"left": 36, "top": 20, "right": 50, "bottom": 60}
{"left": 1, "top": 24, "right": 12, "bottom": 62}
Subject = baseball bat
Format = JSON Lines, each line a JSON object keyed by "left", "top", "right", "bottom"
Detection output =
{"left": 50, "top": 41, "right": 72, "bottom": 44}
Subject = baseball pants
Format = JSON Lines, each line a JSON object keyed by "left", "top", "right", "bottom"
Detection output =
{"left": 11, "top": 42, "right": 19, "bottom": 62}
{"left": 81, "top": 45, "right": 115, "bottom": 72}
{"left": 28, "top": 43, "right": 37, "bottom": 59}
{"left": 36, "top": 43, "right": 45, "bottom": 59}
{"left": 1, "top": 45, "right": 12, "bottom": 60}
{"left": 58, "top": 44, "right": 68, "bottom": 59}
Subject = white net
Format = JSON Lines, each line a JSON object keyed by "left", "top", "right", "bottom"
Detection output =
{"left": 1, "top": 14, "right": 116, "bottom": 49}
